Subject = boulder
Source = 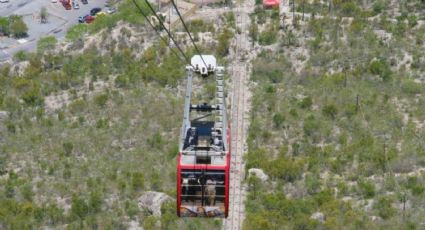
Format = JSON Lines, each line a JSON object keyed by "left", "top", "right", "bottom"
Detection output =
{"left": 248, "top": 168, "right": 269, "bottom": 182}
{"left": 310, "top": 212, "right": 325, "bottom": 223}
{"left": 138, "top": 191, "right": 173, "bottom": 216}
{"left": 0, "top": 111, "right": 9, "bottom": 120}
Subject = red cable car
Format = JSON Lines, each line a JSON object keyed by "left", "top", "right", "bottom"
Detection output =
{"left": 177, "top": 56, "right": 230, "bottom": 218}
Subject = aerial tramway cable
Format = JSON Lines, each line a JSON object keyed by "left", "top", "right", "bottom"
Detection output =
{"left": 169, "top": 0, "right": 209, "bottom": 70}
{"left": 141, "top": 0, "right": 196, "bottom": 67}
{"left": 131, "top": 0, "right": 194, "bottom": 67}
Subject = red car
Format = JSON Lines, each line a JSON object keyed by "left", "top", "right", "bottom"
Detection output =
{"left": 85, "top": 15, "right": 94, "bottom": 23}
{"left": 60, "top": 0, "right": 71, "bottom": 10}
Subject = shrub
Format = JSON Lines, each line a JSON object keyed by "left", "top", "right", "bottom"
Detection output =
{"left": 299, "top": 96, "right": 313, "bottom": 109}
{"left": 369, "top": 59, "right": 392, "bottom": 81}
{"left": 401, "top": 80, "right": 422, "bottom": 95}
{"left": 22, "top": 85, "right": 44, "bottom": 106}
{"left": 114, "top": 74, "right": 129, "bottom": 88}
{"left": 21, "top": 184, "right": 34, "bottom": 201}
{"left": 259, "top": 31, "right": 277, "bottom": 45}
{"left": 131, "top": 172, "right": 144, "bottom": 191}
{"left": 272, "top": 113, "right": 285, "bottom": 128}
{"left": 322, "top": 104, "right": 338, "bottom": 119}
{"left": 374, "top": 196, "right": 396, "bottom": 219}
{"left": 341, "top": 2, "right": 359, "bottom": 17}
{"left": 66, "top": 24, "right": 88, "bottom": 41}
{"left": 37, "top": 36, "right": 57, "bottom": 54}
{"left": 13, "top": 50, "right": 28, "bottom": 62}
{"left": 71, "top": 195, "right": 89, "bottom": 220}
{"left": 303, "top": 115, "right": 320, "bottom": 137}
{"left": 407, "top": 15, "right": 418, "bottom": 28}
{"left": 358, "top": 179, "right": 375, "bottom": 198}
{"left": 88, "top": 191, "right": 102, "bottom": 214}
{"left": 94, "top": 93, "right": 109, "bottom": 107}
{"left": 373, "top": 0, "right": 385, "bottom": 14}
{"left": 63, "top": 142, "right": 74, "bottom": 156}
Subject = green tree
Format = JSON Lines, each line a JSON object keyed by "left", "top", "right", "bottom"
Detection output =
{"left": 9, "top": 15, "right": 28, "bottom": 38}
{"left": 0, "top": 17, "right": 10, "bottom": 36}
{"left": 40, "top": 7, "right": 48, "bottom": 24}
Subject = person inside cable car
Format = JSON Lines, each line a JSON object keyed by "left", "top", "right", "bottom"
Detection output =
{"left": 205, "top": 177, "right": 216, "bottom": 206}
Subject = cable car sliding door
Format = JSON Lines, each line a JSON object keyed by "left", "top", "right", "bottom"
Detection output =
{"left": 179, "top": 170, "right": 226, "bottom": 217}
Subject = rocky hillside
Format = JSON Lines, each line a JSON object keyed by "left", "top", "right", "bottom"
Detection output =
{"left": 0, "top": 0, "right": 233, "bottom": 229}
{"left": 243, "top": 1, "right": 425, "bottom": 229}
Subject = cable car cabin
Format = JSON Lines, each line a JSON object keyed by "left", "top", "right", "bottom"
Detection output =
{"left": 177, "top": 60, "right": 230, "bottom": 218}
{"left": 263, "top": 0, "right": 279, "bottom": 9}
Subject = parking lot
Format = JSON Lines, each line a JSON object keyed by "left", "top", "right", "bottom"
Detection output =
{"left": 0, "top": 0, "right": 109, "bottom": 62}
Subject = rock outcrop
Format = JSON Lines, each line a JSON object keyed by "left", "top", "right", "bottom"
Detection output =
{"left": 0, "top": 111, "right": 9, "bottom": 120}
{"left": 310, "top": 212, "right": 325, "bottom": 223}
{"left": 138, "top": 191, "right": 173, "bottom": 216}
{"left": 248, "top": 168, "right": 269, "bottom": 182}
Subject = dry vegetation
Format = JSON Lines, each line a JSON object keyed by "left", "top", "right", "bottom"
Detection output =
{"left": 0, "top": 0, "right": 235, "bottom": 229}
{"left": 244, "top": 0, "right": 425, "bottom": 229}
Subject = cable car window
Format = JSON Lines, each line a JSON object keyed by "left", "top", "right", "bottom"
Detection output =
{"left": 180, "top": 170, "right": 226, "bottom": 217}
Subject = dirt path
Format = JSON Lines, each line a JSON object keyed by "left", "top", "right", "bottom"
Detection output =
{"left": 223, "top": 0, "right": 254, "bottom": 229}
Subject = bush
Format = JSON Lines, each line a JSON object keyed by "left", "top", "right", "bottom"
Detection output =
{"left": 216, "top": 28, "right": 234, "bottom": 57}
{"left": 114, "top": 74, "right": 129, "bottom": 88}
{"left": 299, "top": 96, "right": 313, "bottom": 109}
{"left": 322, "top": 104, "right": 338, "bottom": 119}
{"left": 63, "top": 142, "right": 74, "bottom": 156}
{"left": 37, "top": 36, "right": 57, "bottom": 54}
{"left": 303, "top": 115, "right": 320, "bottom": 137}
{"left": 401, "top": 80, "right": 422, "bottom": 95}
{"left": 13, "top": 50, "right": 28, "bottom": 62}
{"left": 374, "top": 196, "right": 396, "bottom": 219}
{"left": 88, "top": 191, "right": 102, "bottom": 214}
{"left": 340, "top": 3, "right": 359, "bottom": 17}
{"left": 22, "top": 85, "right": 44, "bottom": 106}
{"left": 259, "top": 31, "right": 277, "bottom": 45}
{"left": 358, "top": 179, "right": 375, "bottom": 198}
{"left": 373, "top": 0, "right": 385, "bottom": 14}
{"left": 272, "top": 113, "right": 285, "bottom": 128}
{"left": 369, "top": 59, "right": 392, "bottom": 81}
{"left": 94, "top": 93, "right": 109, "bottom": 107}
{"left": 131, "top": 172, "right": 144, "bottom": 191}
{"left": 71, "top": 195, "right": 89, "bottom": 220}
{"left": 66, "top": 24, "right": 88, "bottom": 41}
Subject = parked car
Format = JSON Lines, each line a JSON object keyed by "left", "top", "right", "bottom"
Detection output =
{"left": 96, "top": 12, "right": 107, "bottom": 16}
{"left": 90, "top": 7, "right": 102, "bottom": 16}
{"left": 51, "top": 0, "right": 58, "bottom": 3}
{"left": 81, "top": 0, "right": 88, "bottom": 4}
{"left": 106, "top": 7, "right": 117, "bottom": 14}
{"left": 78, "top": 15, "right": 94, "bottom": 24}
{"left": 72, "top": 1, "right": 79, "bottom": 9}
{"left": 85, "top": 15, "right": 95, "bottom": 23}
{"left": 0, "top": 0, "right": 10, "bottom": 3}
{"left": 78, "top": 16, "right": 86, "bottom": 23}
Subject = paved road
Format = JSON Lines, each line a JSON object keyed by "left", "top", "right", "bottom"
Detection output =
{"left": 0, "top": 0, "right": 108, "bottom": 62}
{"left": 223, "top": 0, "right": 254, "bottom": 229}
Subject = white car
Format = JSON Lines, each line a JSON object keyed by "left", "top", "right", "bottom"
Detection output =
{"left": 51, "top": 0, "right": 57, "bottom": 3}
{"left": 106, "top": 7, "right": 117, "bottom": 14}
{"left": 0, "top": 0, "right": 10, "bottom": 3}
{"left": 72, "top": 1, "right": 79, "bottom": 9}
